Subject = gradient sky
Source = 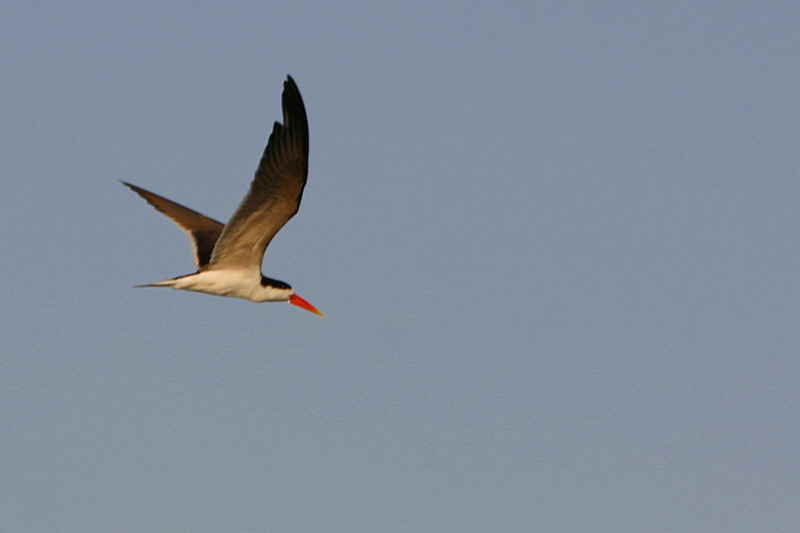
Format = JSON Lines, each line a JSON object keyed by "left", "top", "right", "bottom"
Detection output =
{"left": 2, "top": 1, "right": 799, "bottom": 531}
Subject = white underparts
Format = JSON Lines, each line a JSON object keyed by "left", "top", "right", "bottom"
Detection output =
{"left": 148, "top": 269, "right": 293, "bottom": 302}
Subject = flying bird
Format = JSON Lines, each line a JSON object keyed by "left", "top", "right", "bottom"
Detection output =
{"left": 123, "top": 75, "right": 324, "bottom": 317}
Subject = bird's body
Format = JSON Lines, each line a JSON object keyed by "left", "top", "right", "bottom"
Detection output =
{"left": 124, "top": 75, "right": 324, "bottom": 316}
{"left": 140, "top": 270, "right": 293, "bottom": 303}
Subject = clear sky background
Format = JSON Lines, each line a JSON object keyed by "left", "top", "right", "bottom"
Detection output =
{"left": 2, "top": 1, "right": 799, "bottom": 531}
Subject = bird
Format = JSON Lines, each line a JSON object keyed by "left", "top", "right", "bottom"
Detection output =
{"left": 123, "top": 75, "right": 324, "bottom": 317}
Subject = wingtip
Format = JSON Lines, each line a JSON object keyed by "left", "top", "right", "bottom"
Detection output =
{"left": 121, "top": 181, "right": 152, "bottom": 197}
{"left": 284, "top": 75, "right": 301, "bottom": 93}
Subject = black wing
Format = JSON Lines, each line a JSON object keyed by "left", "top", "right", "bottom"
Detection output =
{"left": 207, "top": 75, "right": 310, "bottom": 271}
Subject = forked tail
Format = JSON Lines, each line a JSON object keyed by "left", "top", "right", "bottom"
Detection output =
{"left": 133, "top": 272, "right": 198, "bottom": 289}
{"left": 134, "top": 280, "right": 176, "bottom": 288}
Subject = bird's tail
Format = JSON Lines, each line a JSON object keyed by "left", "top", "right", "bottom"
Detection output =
{"left": 133, "top": 277, "right": 181, "bottom": 288}
{"left": 134, "top": 281, "right": 175, "bottom": 288}
{"left": 133, "top": 272, "right": 198, "bottom": 289}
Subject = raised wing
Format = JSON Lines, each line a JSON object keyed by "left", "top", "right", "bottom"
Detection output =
{"left": 208, "top": 75, "right": 310, "bottom": 271}
{"left": 123, "top": 181, "right": 224, "bottom": 268}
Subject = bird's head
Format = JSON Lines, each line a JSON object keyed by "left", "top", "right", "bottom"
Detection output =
{"left": 261, "top": 275, "right": 324, "bottom": 317}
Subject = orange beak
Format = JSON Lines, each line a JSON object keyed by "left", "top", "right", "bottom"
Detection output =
{"left": 289, "top": 293, "right": 325, "bottom": 317}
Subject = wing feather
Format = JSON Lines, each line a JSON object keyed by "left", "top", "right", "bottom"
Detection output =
{"left": 122, "top": 181, "right": 224, "bottom": 268}
{"left": 208, "top": 76, "right": 310, "bottom": 271}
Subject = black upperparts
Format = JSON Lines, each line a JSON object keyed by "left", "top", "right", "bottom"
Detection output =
{"left": 260, "top": 275, "right": 291, "bottom": 289}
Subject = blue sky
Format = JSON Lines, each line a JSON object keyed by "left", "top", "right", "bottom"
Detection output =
{"left": 2, "top": 1, "right": 799, "bottom": 531}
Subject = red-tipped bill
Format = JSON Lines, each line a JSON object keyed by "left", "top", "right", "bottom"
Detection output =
{"left": 289, "top": 293, "right": 325, "bottom": 317}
